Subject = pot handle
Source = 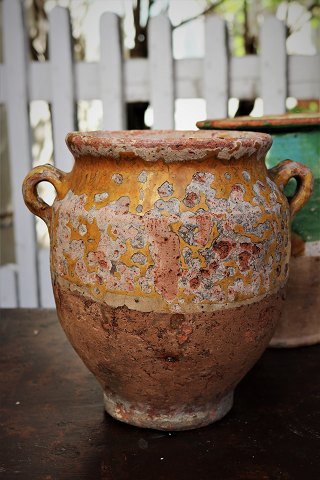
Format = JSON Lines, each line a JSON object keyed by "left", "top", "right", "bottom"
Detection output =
{"left": 22, "top": 164, "right": 66, "bottom": 225}
{"left": 268, "top": 159, "right": 314, "bottom": 219}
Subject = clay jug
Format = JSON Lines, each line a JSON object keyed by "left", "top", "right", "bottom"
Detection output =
{"left": 197, "top": 114, "right": 320, "bottom": 347}
{"left": 22, "top": 130, "right": 313, "bottom": 430}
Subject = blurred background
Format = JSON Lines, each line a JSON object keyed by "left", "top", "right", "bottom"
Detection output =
{"left": 0, "top": 0, "right": 319, "bottom": 307}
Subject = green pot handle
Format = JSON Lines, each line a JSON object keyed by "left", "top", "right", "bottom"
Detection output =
{"left": 22, "top": 164, "right": 66, "bottom": 225}
{"left": 268, "top": 159, "right": 314, "bottom": 219}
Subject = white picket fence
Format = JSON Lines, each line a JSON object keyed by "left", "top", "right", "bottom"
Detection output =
{"left": 0, "top": 0, "right": 319, "bottom": 307}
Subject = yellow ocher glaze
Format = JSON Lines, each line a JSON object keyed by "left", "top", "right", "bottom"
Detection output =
{"left": 48, "top": 156, "right": 289, "bottom": 312}
{"left": 22, "top": 131, "right": 313, "bottom": 314}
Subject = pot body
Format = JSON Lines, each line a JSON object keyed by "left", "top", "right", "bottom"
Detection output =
{"left": 197, "top": 114, "right": 320, "bottom": 347}
{"left": 23, "top": 130, "right": 312, "bottom": 429}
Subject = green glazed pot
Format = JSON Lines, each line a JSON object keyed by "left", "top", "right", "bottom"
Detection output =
{"left": 197, "top": 113, "right": 320, "bottom": 347}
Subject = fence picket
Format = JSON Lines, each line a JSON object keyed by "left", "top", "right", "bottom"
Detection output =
{"left": 100, "top": 13, "right": 125, "bottom": 130}
{"left": 38, "top": 248, "right": 55, "bottom": 308}
{"left": 0, "top": 264, "right": 18, "bottom": 308}
{"left": 0, "top": 65, "right": 5, "bottom": 103}
{"left": 26, "top": 54, "right": 320, "bottom": 104}
{"left": 148, "top": 15, "right": 174, "bottom": 129}
{"left": 2, "top": 0, "right": 38, "bottom": 307}
{"left": 288, "top": 55, "right": 320, "bottom": 99}
{"left": 204, "top": 15, "right": 229, "bottom": 119}
{"left": 260, "top": 16, "right": 287, "bottom": 114}
{"left": 49, "top": 6, "right": 76, "bottom": 171}
{"left": 0, "top": 6, "right": 318, "bottom": 308}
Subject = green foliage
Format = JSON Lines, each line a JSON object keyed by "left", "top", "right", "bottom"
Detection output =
{"left": 289, "top": 101, "right": 320, "bottom": 114}
{"left": 202, "top": 0, "right": 319, "bottom": 56}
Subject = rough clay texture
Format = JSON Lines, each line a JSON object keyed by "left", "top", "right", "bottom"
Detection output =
{"left": 270, "top": 256, "right": 320, "bottom": 347}
{"left": 66, "top": 129, "right": 272, "bottom": 162}
{"left": 54, "top": 283, "right": 284, "bottom": 430}
{"left": 24, "top": 130, "right": 296, "bottom": 429}
{"left": 50, "top": 133, "right": 291, "bottom": 314}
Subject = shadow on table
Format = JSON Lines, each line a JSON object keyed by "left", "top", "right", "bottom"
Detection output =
{"left": 82, "top": 347, "right": 320, "bottom": 480}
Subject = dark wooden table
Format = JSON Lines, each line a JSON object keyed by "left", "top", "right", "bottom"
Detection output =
{"left": 0, "top": 309, "right": 319, "bottom": 480}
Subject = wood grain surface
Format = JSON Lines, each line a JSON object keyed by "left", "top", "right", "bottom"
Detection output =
{"left": 0, "top": 309, "right": 319, "bottom": 480}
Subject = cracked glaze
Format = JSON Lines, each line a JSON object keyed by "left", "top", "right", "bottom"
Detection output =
{"left": 23, "top": 129, "right": 297, "bottom": 430}
{"left": 49, "top": 130, "right": 290, "bottom": 314}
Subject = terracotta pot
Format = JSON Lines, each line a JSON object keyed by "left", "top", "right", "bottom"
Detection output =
{"left": 197, "top": 114, "right": 320, "bottom": 347}
{"left": 22, "top": 130, "right": 313, "bottom": 430}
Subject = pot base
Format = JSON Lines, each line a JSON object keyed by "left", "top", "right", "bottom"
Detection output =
{"left": 270, "top": 333, "right": 320, "bottom": 348}
{"left": 269, "top": 256, "right": 320, "bottom": 348}
{"left": 103, "top": 390, "right": 234, "bottom": 431}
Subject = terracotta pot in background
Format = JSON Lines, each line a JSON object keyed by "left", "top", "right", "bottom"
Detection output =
{"left": 197, "top": 114, "right": 320, "bottom": 347}
{"left": 22, "top": 130, "right": 312, "bottom": 430}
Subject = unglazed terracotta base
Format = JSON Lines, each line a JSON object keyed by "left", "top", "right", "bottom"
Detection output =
{"left": 103, "top": 390, "right": 234, "bottom": 431}
{"left": 54, "top": 280, "right": 284, "bottom": 430}
{"left": 270, "top": 256, "right": 320, "bottom": 348}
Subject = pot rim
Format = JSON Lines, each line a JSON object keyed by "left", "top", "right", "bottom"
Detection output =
{"left": 66, "top": 129, "right": 272, "bottom": 162}
{"left": 197, "top": 113, "right": 320, "bottom": 132}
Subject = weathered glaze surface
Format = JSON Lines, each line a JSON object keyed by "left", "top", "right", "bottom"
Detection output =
{"left": 197, "top": 115, "right": 319, "bottom": 347}
{"left": 22, "top": 130, "right": 313, "bottom": 429}
{"left": 197, "top": 114, "right": 320, "bottom": 255}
